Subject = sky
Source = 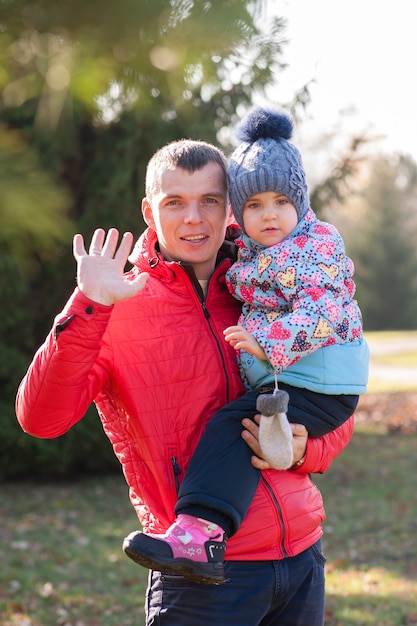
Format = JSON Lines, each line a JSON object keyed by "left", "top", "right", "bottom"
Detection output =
{"left": 264, "top": 0, "right": 417, "bottom": 164}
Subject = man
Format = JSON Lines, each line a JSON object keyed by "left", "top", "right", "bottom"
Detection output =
{"left": 16, "top": 138, "right": 354, "bottom": 625}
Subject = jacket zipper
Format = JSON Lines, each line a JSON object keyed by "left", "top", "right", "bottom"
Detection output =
{"left": 166, "top": 261, "right": 233, "bottom": 497}
{"left": 181, "top": 260, "right": 232, "bottom": 405}
{"left": 260, "top": 474, "right": 289, "bottom": 557}
{"left": 174, "top": 261, "right": 288, "bottom": 554}
{"left": 171, "top": 456, "right": 181, "bottom": 494}
{"left": 202, "top": 296, "right": 231, "bottom": 404}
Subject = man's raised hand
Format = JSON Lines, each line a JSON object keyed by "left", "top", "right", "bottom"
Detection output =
{"left": 73, "top": 228, "right": 149, "bottom": 305}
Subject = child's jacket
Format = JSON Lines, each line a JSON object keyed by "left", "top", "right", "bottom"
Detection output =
{"left": 226, "top": 208, "right": 368, "bottom": 393}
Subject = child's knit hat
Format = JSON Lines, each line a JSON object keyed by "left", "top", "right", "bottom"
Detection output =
{"left": 228, "top": 106, "right": 310, "bottom": 231}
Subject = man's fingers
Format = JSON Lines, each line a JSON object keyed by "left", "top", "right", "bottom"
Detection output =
{"left": 242, "top": 415, "right": 273, "bottom": 469}
{"left": 291, "top": 423, "right": 308, "bottom": 437}
{"left": 76, "top": 229, "right": 133, "bottom": 263}
{"left": 102, "top": 228, "right": 123, "bottom": 257}
{"left": 100, "top": 229, "right": 133, "bottom": 262}
{"left": 114, "top": 231, "right": 134, "bottom": 261}
{"left": 73, "top": 234, "right": 87, "bottom": 260}
{"left": 88, "top": 228, "right": 106, "bottom": 255}
{"left": 243, "top": 416, "right": 307, "bottom": 471}
{"left": 241, "top": 417, "right": 262, "bottom": 455}
{"left": 132, "top": 272, "right": 149, "bottom": 293}
{"left": 250, "top": 456, "right": 271, "bottom": 470}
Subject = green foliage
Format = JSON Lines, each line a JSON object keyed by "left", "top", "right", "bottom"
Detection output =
{"left": 0, "top": 126, "right": 73, "bottom": 275}
{"left": 0, "top": 0, "right": 285, "bottom": 121}
{"left": 0, "top": 402, "right": 120, "bottom": 481}
{"left": 0, "top": 0, "right": 293, "bottom": 480}
{"left": 310, "top": 134, "right": 369, "bottom": 219}
{"left": 350, "top": 155, "right": 417, "bottom": 330}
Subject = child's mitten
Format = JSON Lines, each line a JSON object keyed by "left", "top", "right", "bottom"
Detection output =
{"left": 256, "top": 389, "right": 293, "bottom": 469}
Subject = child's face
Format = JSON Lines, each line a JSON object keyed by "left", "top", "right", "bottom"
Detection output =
{"left": 242, "top": 191, "right": 298, "bottom": 246}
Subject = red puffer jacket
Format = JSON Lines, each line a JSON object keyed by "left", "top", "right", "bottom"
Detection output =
{"left": 16, "top": 227, "right": 354, "bottom": 561}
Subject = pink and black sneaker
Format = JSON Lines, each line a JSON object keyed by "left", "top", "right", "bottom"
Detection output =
{"left": 122, "top": 514, "right": 227, "bottom": 584}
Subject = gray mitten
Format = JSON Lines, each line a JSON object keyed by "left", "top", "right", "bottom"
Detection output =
{"left": 256, "top": 389, "right": 293, "bottom": 469}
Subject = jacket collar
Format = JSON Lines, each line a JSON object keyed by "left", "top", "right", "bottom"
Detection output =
{"left": 128, "top": 226, "right": 239, "bottom": 279}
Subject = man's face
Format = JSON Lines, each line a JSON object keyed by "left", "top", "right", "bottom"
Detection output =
{"left": 142, "top": 162, "right": 231, "bottom": 280}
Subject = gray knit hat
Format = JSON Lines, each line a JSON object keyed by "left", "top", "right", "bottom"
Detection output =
{"left": 228, "top": 106, "right": 310, "bottom": 231}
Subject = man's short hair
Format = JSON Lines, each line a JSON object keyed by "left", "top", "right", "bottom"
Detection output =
{"left": 145, "top": 139, "right": 228, "bottom": 198}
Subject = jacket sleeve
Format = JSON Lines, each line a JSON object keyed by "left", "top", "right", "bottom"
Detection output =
{"left": 294, "top": 414, "right": 355, "bottom": 474}
{"left": 16, "top": 289, "right": 113, "bottom": 439}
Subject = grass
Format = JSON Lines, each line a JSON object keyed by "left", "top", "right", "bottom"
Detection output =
{"left": 3, "top": 429, "right": 417, "bottom": 626}
{"left": 2, "top": 331, "right": 417, "bottom": 625}
{"left": 0, "top": 477, "right": 147, "bottom": 625}
{"left": 317, "top": 427, "right": 417, "bottom": 625}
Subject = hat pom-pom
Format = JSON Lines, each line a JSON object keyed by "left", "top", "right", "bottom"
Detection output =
{"left": 236, "top": 106, "right": 293, "bottom": 144}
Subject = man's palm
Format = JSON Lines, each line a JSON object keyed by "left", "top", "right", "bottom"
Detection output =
{"left": 73, "top": 228, "right": 148, "bottom": 305}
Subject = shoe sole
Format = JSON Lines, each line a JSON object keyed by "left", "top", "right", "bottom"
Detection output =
{"left": 123, "top": 541, "right": 226, "bottom": 585}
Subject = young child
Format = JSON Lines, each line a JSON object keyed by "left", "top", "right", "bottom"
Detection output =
{"left": 123, "top": 106, "right": 369, "bottom": 584}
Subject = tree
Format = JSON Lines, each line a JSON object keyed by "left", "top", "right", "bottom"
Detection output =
{"left": 349, "top": 154, "right": 417, "bottom": 330}
{"left": 309, "top": 133, "right": 370, "bottom": 219}
{"left": 0, "top": 0, "right": 288, "bottom": 237}
{"left": 0, "top": 0, "right": 296, "bottom": 479}
{"left": 0, "top": 2, "right": 290, "bottom": 316}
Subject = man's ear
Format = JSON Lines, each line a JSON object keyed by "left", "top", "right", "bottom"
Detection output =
{"left": 142, "top": 197, "right": 155, "bottom": 229}
{"left": 226, "top": 206, "right": 236, "bottom": 226}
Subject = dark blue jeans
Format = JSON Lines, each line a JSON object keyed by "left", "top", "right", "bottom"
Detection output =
{"left": 144, "top": 539, "right": 326, "bottom": 625}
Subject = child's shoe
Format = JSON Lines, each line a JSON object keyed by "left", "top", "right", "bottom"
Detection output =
{"left": 122, "top": 514, "right": 227, "bottom": 584}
